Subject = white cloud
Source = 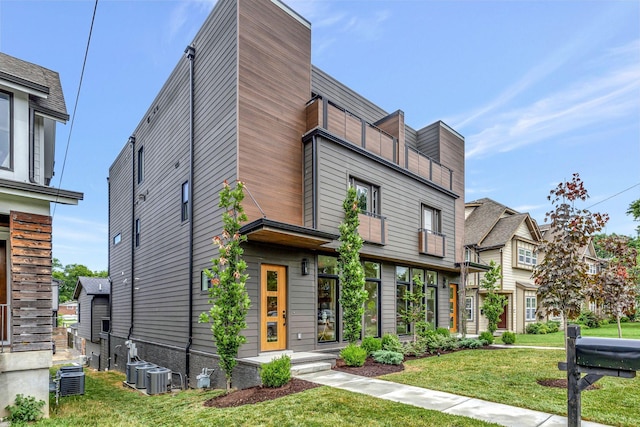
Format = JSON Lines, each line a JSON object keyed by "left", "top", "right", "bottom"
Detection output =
{"left": 168, "top": 0, "right": 217, "bottom": 40}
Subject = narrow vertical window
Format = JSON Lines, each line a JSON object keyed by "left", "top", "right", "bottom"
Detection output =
{"left": 465, "top": 296, "right": 474, "bottom": 321}
{"left": 181, "top": 181, "right": 189, "bottom": 221}
{"left": 0, "top": 91, "right": 12, "bottom": 169}
{"left": 135, "top": 218, "right": 141, "bottom": 247}
{"left": 137, "top": 146, "right": 144, "bottom": 184}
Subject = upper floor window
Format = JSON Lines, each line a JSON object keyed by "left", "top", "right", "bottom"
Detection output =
{"left": 135, "top": 218, "right": 141, "bottom": 247}
{"left": 422, "top": 205, "right": 441, "bottom": 233}
{"left": 137, "top": 146, "right": 144, "bottom": 184}
{"left": 517, "top": 247, "right": 537, "bottom": 266}
{"left": 113, "top": 233, "right": 122, "bottom": 246}
{"left": 587, "top": 262, "right": 597, "bottom": 275}
{"left": 352, "top": 178, "right": 380, "bottom": 215}
{"left": 181, "top": 181, "right": 189, "bottom": 222}
{"left": 0, "top": 91, "right": 12, "bottom": 170}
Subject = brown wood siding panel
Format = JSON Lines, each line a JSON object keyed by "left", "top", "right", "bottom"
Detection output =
{"left": 10, "top": 211, "right": 52, "bottom": 352}
{"left": 304, "top": 142, "right": 313, "bottom": 227}
{"left": 306, "top": 98, "right": 320, "bottom": 130}
{"left": 238, "top": 0, "right": 310, "bottom": 225}
{"left": 326, "top": 104, "right": 347, "bottom": 141}
{"left": 438, "top": 126, "right": 465, "bottom": 264}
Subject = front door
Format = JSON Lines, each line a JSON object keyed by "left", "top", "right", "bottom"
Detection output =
{"left": 497, "top": 300, "right": 508, "bottom": 329}
{"left": 449, "top": 283, "right": 458, "bottom": 332}
{"left": 261, "top": 265, "right": 287, "bottom": 352}
{"left": 0, "top": 241, "right": 7, "bottom": 342}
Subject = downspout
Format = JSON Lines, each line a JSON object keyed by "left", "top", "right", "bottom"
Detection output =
{"left": 128, "top": 136, "right": 136, "bottom": 341}
{"left": 107, "top": 176, "right": 112, "bottom": 370}
{"left": 185, "top": 44, "right": 196, "bottom": 387}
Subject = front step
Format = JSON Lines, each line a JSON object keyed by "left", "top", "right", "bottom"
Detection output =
{"left": 291, "top": 362, "right": 332, "bottom": 376}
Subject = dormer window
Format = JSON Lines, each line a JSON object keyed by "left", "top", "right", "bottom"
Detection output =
{"left": 0, "top": 91, "right": 12, "bottom": 170}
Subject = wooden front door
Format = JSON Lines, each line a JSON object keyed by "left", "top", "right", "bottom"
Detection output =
{"left": 449, "top": 283, "right": 458, "bottom": 332}
{"left": 0, "top": 241, "right": 7, "bottom": 342}
{"left": 497, "top": 300, "right": 508, "bottom": 329}
{"left": 261, "top": 265, "right": 287, "bottom": 351}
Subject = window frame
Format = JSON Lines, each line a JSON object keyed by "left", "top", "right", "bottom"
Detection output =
{"left": 135, "top": 218, "right": 141, "bottom": 247}
{"left": 396, "top": 266, "right": 438, "bottom": 334}
{"left": 517, "top": 246, "right": 537, "bottom": 267}
{"left": 181, "top": 181, "right": 189, "bottom": 222}
{"left": 351, "top": 178, "right": 380, "bottom": 215}
{"left": 465, "top": 296, "right": 474, "bottom": 322}
{"left": 318, "top": 255, "right": 339, "bottom": 343}
{"left": 525, "top": 296, "right": 536, "bottom": 321}
{"left": 137, "top": 146, "right": 144, "bottom": 184}
{"left": 422, "top": 205, "right": 441, "bottom": 233}
{"left": 0, "top": 90, "right": 13, "bottom": 171}
{"left": 113, "top": 233, "right": 122, "bottom": 246}
{"left": 201, "top": 270, "right": 212, "bottom": 291}
{"left": 363, "top": 260, "right": 381, "bottom": 338}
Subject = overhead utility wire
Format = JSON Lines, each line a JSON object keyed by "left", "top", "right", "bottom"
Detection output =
{"left": 53, "top": 0, "right": 99, "bottom": 218}
{"left": 586, "top": 182, "right": 640, "bottom": 210}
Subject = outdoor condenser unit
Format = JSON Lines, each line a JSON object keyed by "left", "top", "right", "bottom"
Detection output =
{"left": 146, "top": 367, "right": 172, "bottom": 395}
{"left": 126, "top": 360, "right": 146, "bottom": 384}
{"left": 135, "top": 363, "right": 157, "bottom": 389}
{"left": 59, "top": 372, "right": 85, "bottom": 396}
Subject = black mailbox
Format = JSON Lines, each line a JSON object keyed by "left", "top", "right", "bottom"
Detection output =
{"left": 576, "top": 336, "right": 640, "bottom": 371}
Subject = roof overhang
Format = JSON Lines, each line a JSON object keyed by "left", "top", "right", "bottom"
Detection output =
{"left": 0, "top": 178, "right": 83, "bottom": 205}
{"left": 516, "top": 281, "right": 538, "bottom": 291}
{"left": 457, "top": 261, "right": 492, "bottom": 273}
{"left": 241, "top": 218, "right": 336, "bottom": 250}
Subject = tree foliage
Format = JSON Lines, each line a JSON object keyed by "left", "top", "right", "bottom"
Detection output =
{"left": 533, "top": 173, "right": 608, "bottom": 337}
{"left": 479, "top": 261, "right": 506, "bottom": 334}
{"left": 627, "top": 199, "right": 640, "bottom": 236}
{"left": 199, "top": 180, "right": 251, "bottom": 393}
{"left": 337, "top": 186, "right": 367, "bottom": 344}
{"left": 399, "top": 274, "right": 426, "bottom": 342}
{"left": 52, "top": 258, "right": 107, "bottom": 302}
{"left": 590, "top": 235, "right": 638, "bottom": 338}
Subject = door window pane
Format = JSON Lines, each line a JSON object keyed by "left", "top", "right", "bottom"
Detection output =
{"left": 364, "top": 281, "right": 379, "bottom": 337}
{"left": 318, "top": 255, "right": 338, "bottom": 275}
{"left": 267, "top": 270, "right": 278, "bottom": 292}
{"left": 318, "top": 278, "right": 337, "bottom": 342}
{"left": 426, "top": 287, "right": 436, "bottom": 326}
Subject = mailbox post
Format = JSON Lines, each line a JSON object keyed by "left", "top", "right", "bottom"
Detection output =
{"left": 559, "top": 324, "right": 639, "bottom": 427}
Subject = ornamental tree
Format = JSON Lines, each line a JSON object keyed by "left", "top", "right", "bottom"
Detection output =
{"left": 592, "top": 235, "right": 638, "bottom": 338}
{"left": 399, "top": 274, "right": 426, "bottom": 342}
{"left": 199, "top": 180, "right": 251, "bottom": 393}
{"left": 479, "top": 260, "right": 506, "bottom": 334}
{"left": 338, "top": 186, "right": 367, "bottom": 344}
{"left": 533, "top": 173, "right": 608, "bottom": 342}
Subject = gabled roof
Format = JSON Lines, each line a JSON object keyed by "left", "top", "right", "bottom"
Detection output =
{"left": 465, "top": 198, "right": 541, "bottom": 249}
{"left": 73, "top": 276, "right": 110, "bottom": 299}
{"left": 0, "top": 52, "right": 69, "bottom": 122}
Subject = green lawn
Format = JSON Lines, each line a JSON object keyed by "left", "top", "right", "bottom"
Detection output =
{"left": 39, "top": 370, "right": 497, "bottom": 427}
{"left": 514, "top": 321, "right": 640, "bottom": 347}
{"left": 382, "top": 348, "right": 640, "bottom": 427}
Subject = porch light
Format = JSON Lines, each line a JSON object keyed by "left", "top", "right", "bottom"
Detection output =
{"left": 301, "top": 259, "right": 309, "bottom": 275}
{"left": 442, "top": 277, "right": 447, "bottom": 289}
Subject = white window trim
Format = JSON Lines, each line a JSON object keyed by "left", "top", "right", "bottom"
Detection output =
{"left": 465, "top": 296, "right": 474, "bottom": 322}
{"left": 525, "top": 296, "right": 536, "bottom": 321}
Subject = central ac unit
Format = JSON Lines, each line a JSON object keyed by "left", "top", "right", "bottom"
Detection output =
{"left": 126, "top": 360, "right": 147, "bottom": 384}
{"left": 59, "top": 371, "right": 85, "bottom": 396}
{"left": 146, "top": 367, "right": 171, "bottom": 395}
{"left": 135, "top": 363, "right": 157, "bottom": 389}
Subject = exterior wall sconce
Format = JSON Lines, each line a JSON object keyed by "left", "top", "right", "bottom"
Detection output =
{"left": 442, "top": 277, "right": 448, "bottom": 289}
{"left": 301, "top": 258, "right": 309, "bottom": 275}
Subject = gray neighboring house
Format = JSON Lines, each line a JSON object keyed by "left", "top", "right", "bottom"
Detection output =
{"left": 73, "top": 276, "right": 110, "bottom": 370}
{"left": 109, "top": 0, "right": 479, "bottom": 390}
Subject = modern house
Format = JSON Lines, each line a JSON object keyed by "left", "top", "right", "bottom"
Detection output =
{"left": 108, "top": 0, "right": 471, "bottom": 389}
{"left": 0, "top": 52, "right": 83, "bottom": 417}
{"left": 464, "top": 198, "right": 542, "bottom": 334}
{"left": 73, "top": 276, "right": 110, "bottom": 369}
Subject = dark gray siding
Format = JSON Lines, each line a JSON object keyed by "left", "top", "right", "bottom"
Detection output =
{"left": 416, "top": 122, "right": 441, "bottom": 161}
{"left": 77, "top": 290, "right": 91, "bottom": 341}
{"left": 92, "top": 297, "right": 109, "bottom": 343}
{"left": 314, "top": 137, "right": 457, "bottom": 269}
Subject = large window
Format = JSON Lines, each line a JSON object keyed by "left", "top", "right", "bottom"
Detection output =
{"left": 396, "top": 267, "right": 437, "bottom": 334}
{"left": 525, "top": 296, "right": 536, "bottom": 321}
{"left": 318, "top": 255, "right": 338, "bottom": 343}
{"left": 517, "top": 247, "right": 537, "bottom": 266}
{"left": 181, "top": 181, "right": 189, "bottom": 221}
{"left": 363, "top": 261, "right": 380, "bottom": 338}
{"left": 352, "top": 179, "right": 380, "bottom": 215}
{"left": 137, "top": 146, "right": 144, "bottom": 184}
{"left": 422, "top": 205, "right": 441, "bottom": 232}
{"left": 0, "top": 91, "right": 11, "bottom": 170}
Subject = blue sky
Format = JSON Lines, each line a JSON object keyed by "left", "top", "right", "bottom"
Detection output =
{"left": 1, "top": 0, "right": 638, "bottom": 271}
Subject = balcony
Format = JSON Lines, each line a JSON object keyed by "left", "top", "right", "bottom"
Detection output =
{"left": 306, "top": 95, "right": 453, "bottom": 191}
{"left": 358, "top": 213, "right": 387, "bottom": 245}
{"left": 418, "top": 229, "right": 446, "bottom": 257}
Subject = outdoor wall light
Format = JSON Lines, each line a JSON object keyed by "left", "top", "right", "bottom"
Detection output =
{"left": 442, "top": 277, "right": 448, "bottom": 289}
{"left": 301, "top": 258, "right": 309, "bottom": 275}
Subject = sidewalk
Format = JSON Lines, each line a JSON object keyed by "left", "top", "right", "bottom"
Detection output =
{"left": 296, "top": 370, "right": 610, "bottom": 427}
{"left": 52, "top": 348, "right": 85, "bottom": 366}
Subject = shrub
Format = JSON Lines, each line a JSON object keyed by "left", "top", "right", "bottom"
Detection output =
{"left": 458, "top": 338, "right": 485, "bottom": 349}
{"left": 501, "top": 331, "right": 516, "bottom": 345}
{"left": 402, "top": 340, "right": 427, "bottom": 357}
{"left": 340, "top": 344, "right": 367, "bottom": 367}
{"left": 435, "top": 327, "right": 450, "bottom": 337}
{"left": 479, "top": 331, "right": 494, "bottom": 345}
{"left": 526, "top": 321, "right": 562, "bottom": 334}
{"left": 361, "top": 336, "right": 382, "bottom": 355}
{"left": 259, "top": 355, "right": 291, "bottom": 388}
{"left": 381, "top": 333, "right": 403, "bottom": 353}
{"left": 415, "top": 321, "right": 432, "bottom": 339}
{"left": 5, "top": 394, "right": 45, "bottom": 424}
{"left": 577, "top": 310, "right": 601, "bottom": 328}
{"left": 546, "top": 321, "right": 560, "bottom": 333}
{"left": 372, "top": 350, "right": 404, "bottom": 365}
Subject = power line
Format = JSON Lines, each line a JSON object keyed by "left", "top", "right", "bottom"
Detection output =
{"left": 52, "top": 0, "right": 99, "bottom": 218}
{"left": 586, "top": 182, "right": 640, "bottom": 210}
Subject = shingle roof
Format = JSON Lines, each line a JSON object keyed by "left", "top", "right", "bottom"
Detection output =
{"left": 481, "top": 213, "right": 528, "bottom": 248}
{"left": 0, "top": 52, "right": 68, "bottom": 121}
{"left": 74, "top": 276, "right": 110, "bottom": 299}
{"left": 464, "top": 198, "right": 508, "bottom": 246}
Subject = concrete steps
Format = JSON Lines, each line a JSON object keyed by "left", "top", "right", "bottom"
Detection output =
{"left": 291, "top": 361, "right": 332, "bottom": 375}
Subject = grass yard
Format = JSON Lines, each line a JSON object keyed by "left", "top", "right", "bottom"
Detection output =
{"left": 514, "top": 321, "right": 640, "bottom": 347}
{"left": 39, "top": 370, "right": 498, "bottom": 427}
{"left": 383, "top": 348, "right": 640, "bottom": 427}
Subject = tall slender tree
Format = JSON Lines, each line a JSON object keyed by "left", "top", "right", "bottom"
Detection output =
{"left": 533, "top": 173, "right": 608, "bottom": 343}
{"left": 338, "top": 186, "right": 367, "bottom": 344}
{"left": 199, "top": 180, "right": 251, "bottom": 393}
{"left": 479, "top": 261, "right": 506, "bottom": 334}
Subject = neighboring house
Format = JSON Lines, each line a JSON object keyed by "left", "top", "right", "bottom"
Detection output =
{"left": 464, "top": 198, "right": 542, "bottom": 334}
{"left": 73, "top": 276, "right": 110, "bottom": 370}
{"left": 0, "top": 52, "right": 83, "bottom": 418}
{"left": 108, "top": 0, "right": 471, "bottom": 389}
{"left": 57, "top": 300, "right": 78, "bottom": 326}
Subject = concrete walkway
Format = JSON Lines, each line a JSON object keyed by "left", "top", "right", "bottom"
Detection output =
{"left": 296, "top": 370, "right": 611, "bottom": 427}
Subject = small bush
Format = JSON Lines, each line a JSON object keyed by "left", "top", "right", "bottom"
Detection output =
{"left": 5, "top": 394, "right": 45, "bottom": 424}
{"left": 402, "top": 340, "right": 427, "bottom": 357}
{"left": 361, "top": 336, "right": 382, "bottom": 355}
{"left": 372, "top": 350, "right": 404, "bottom": 365}
{"left": 479, "top": 331, "right": 494, "bottom": 345}
{"left": 415, "top": 321, "right": 433, "bottom": 338}
{"left": 577, "top": 310, "right": 601, "bottom": 328}
{"left": 501, "top": 331, "right": 516, "bottom": 345}
{"left": 546, "top": 321, "right": 560, "bottom": 333}
{"left": 435, "top": 327, "right": 450, "bottom": 337}
{"left": 340, "top": 344, "right": 367, "bottom": 367}
{"left": 458, "top": 338, "right": 485, "bottom": 349}
{"left": 381, "top": 333, "right": 403, "bottom": 353}
{"left": 526, "top": 321, "right": 560, "bottom": 334}
{"left": 259, "top": 355, "right": 291, "bottom": 388}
